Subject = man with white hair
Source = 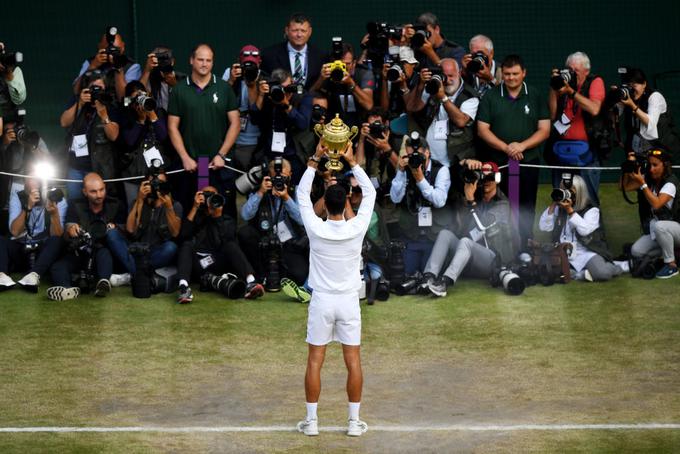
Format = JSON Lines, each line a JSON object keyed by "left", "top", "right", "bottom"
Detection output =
{"left": 462, "top": 34, "right": 502, "bottom": 97}
{"left": 407, "top": 58, "right": 479, "bottom": 166}
{"left": 548, "top": 51, "right": 606, "bottom": 206}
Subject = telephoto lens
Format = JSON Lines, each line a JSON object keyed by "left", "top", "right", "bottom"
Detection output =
{"left": 550, "top": 188, "right": 572, "bottom": 203}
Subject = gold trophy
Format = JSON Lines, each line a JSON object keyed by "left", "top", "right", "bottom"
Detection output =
{"left": 313, "top": 114, "right": 358, "bottom": 172}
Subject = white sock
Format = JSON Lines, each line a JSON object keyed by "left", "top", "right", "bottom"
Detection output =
{"left": 179, "top": 279, "right": 188, "bottom": 288}
{"left": 306, "top": 402, "right": 317, "bottom": 421}
{"left": 348, "top": 402, "right": 360, "bottom": 420}
{"left": 246, "top": 274, "right": 255, "bottom": 284}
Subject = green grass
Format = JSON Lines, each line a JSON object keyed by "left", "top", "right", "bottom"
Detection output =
{"left": 0, "top": 183, "right": 679, "bottom": 452}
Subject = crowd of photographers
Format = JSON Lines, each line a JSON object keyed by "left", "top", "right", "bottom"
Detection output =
{"left": 1, "top": 11, "right": 680, "bottom": 304}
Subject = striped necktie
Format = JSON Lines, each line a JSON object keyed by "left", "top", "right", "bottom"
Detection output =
{"left": 293, "top": 52, "right": 303, "bottom": 84}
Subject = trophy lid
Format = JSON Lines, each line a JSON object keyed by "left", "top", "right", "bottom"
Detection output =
{"left": 322, "top": 114, "right": 351, "bottom": 138}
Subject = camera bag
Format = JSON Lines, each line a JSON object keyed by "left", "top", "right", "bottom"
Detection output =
{"left": 528, "top": 240, "right": 573, "bottom": 285}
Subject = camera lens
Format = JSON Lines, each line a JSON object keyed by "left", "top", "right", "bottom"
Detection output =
{"left": 386, "top": 65, "right": 402, "bottom": 82}
{"left": 425, "top": 75, "right": 443, "bottom": 96}
{"left": 550, "top": 188, "right": 571, "bottom": 203}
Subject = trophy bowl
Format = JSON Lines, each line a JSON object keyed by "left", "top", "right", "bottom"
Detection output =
{"left": 313, "top": 114, "right": 358, "bottom": 172}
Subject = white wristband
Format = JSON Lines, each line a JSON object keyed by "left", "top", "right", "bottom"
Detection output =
{"left": 640, "top": 183, "right": 648, "bottom": 191}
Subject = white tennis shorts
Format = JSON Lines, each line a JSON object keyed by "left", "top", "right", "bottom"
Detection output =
{"left": 306, "top": 290, "right": 361, "bottom": 346}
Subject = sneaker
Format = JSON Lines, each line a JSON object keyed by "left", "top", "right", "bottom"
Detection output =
{"left": 46, "top": 286, "right": 80, "bottom": 301}
{"left": 0, "top": 272, "right": 16, "bottom": 289}
{"left": 281, "top": 278, "right": 311, "bottom": 303}
{"left": 177, "top": 284, "right": 193, "bottom": 304}
{"left": 18, "top": 272, "right": 40, "bottom": 293}
{"left": 656, "top": 264, "right": 679, "bottom": 279}
{"left": 244, "top": 281, "right": 265, "bottom": 300}
{"left": 614, "top": 260, "right": 631, "bottom": 273}
{"left": 347, "top": 418, "right": 368, "bottom": 437}
{"left": 296, "top": 418, "right": 319, "bottom": 436}
{"left": 584, "top": 270, "right": 594, "bottom": 282}
{"left": 427, "top": 277, "right": 448, "bottom": 297}
{"left": 110, "top": 273, "right": 131, "bottom": 287}
{"left": 94, "top": 279, "right": 111, "bottom": 297}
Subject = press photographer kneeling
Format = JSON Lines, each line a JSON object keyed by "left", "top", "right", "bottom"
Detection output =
{"left": 0, "top": 178, "right": 66, "bottom": 292}
{"left": 237, "top": 157, "right": 308, "bottom": 292}
{"left": 539, "top": 174, "right": 625, "bottom": 282}
{"left": 621, "top": 149, "right": 680, "bottom": 279}
{"left": 175, "top": 187, "right": 264, "bottom": 304}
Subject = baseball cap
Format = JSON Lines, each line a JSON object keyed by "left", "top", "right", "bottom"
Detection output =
{"left": 482, "top": 161, "right": 501, "bottom": 182}
{"left": 399, "top": 46, "right": 419, "bottom": 65}
{"left": 239, "top": 45, "right": 261, "bottom": 65}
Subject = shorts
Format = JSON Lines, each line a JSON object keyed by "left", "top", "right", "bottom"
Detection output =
{"left": 306, "top": 291, "right": 361, "bottom": 346}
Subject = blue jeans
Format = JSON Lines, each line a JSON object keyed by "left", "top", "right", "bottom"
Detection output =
{"left": 364, "top": 262, "right": 383, "bottom": 281}
{"left": 150, "top": 241, "right": 178, "bottom": 269}
{"left": 66, "top": 168, "right": 88, "bottom": 200}
{"left": 404, "top": 239, "right": 434, "bottom": 275}
{"left": 106, "top": 229, "right": 134, "bottom": 273}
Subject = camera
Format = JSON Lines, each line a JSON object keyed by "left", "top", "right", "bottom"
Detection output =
{"left": 394, "top": 272, "right": 429, "bottom": 296}
{"left": 560, "top": 172, "right": 574, "bottom": 189}
{"left": 462, "top": 168, "right": 483, "bottom": 184}
{"left": 490, "top": 267, "right": 526, "bottom": 295}
{"left": 71, "top": 219, "right": 108, "bottom": 293}
{"left": 241, "top": 61, "right": 260, "bottom": 83}
{"left": 0, "top": 44, "right": 23, "bottom": 72}
{"left": 550, "top": 68, "right": 577, "bottom": 91}
{"left": 259, "top": 233, "right": 282, "bottom": 291}
{"left": 268, "top": 81, "right": 303, "bottom": 104}
{"left": 14, "top": 109, "right": 40, "bottom": 150}
{"left": 467, "top": 51, "right": 489, "bottom": 74}
{"left": 550, "top": 188, "right": 573, "bottom": 203}
{"left": 425, "top": 67, "right": 445, "bottom": 95}
{"left": 202, "top": 191, "right": 225, "bottom": 209}
{"left": 329, "top": 37, "right": 347, "bottom": 83}
{"left": 236, "top": 163, "right": 266, "bottom": 194}
{"left": 271, "top": 157, "right": 288, "bottom": 192}
{"left": 369, "top": 121, "right": 388, "bottom": 138}
{"left": 155, "top": 50, "right": 174, "bottom": 73}
{"left": 410, "top": 24, "right": 431, "bottom": 49}
{"left": 89, "top": 85, "right": 113, "bottom": 105}
{"left": 200, "top": 272, "right": 246, "bottom": 299}
{"left": 311, "top": 104, "right": 327, "bottom": 126}
{"left": 612, "top": 84, "right": 635, "bottom": 103}
{"left": 129, "top": 242, "right": 153, "bottom": 298}
{"left": 17, "top": 188, "right": 64, "bottom": 210}
{"left": 621, "top": 153, "right": 648, "bottom": 174}
{"left": 406, "top": 131, "right": 424, "bottom": 169}
{"left": 387, "top": 240, "right": 406, "bottom": 288}
{"left": 124, "top": 91, "right": 157, "bottom": 112}
{"left": 104, "top": 25, "right": 129, "bottom": 69}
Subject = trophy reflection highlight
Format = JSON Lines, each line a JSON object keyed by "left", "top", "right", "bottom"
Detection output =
{"left": 313, "top": 114, "right": 358, "bottom": 172}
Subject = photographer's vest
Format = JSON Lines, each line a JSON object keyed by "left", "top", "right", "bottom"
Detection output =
{"left": 552, "top": 204, "right": 613, "bottom": 260}
{"left": 248, "top": 192, "right": 304, "bottom": 241}
{"left": 192, "top": 214, "right": 235, "bottom": 252}
{"left": 68, "top": 107, "right": 117, "bottom": 180}
{"left": 121, "top": 120, "right": 166, "bottom": 178}
{"left": 398, "top": 161, "right": 454, "bottom": 241}
{"left": 73, "top": 198, "right": 120, "bottom": 232}
{"left": 135, "top": 203, "right": 172, "bottom": 244}
{"left": 554, "top": 74, "right": 614, "bottom": 160}
{"left": 426, "top": 81, "right": 478, "bottom": 161}
{"left": 638, "top": 174, "right": 680, "bottom": 234}
{"left": 462, "top": 192, "right": 515, "bottom": 265}
{"left": 625, "top": 90, "right": 680, "bottom": 157}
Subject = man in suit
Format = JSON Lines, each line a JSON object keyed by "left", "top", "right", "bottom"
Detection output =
{"left": 260, "top": 12, "right": 325, "bottom": 90}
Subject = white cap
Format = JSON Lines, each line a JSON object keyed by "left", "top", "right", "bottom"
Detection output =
{"left": 399, "top": 46, "right": 419, "bottom": 65}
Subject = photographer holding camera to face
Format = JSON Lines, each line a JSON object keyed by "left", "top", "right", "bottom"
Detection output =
{"left": 389, "top": 132, "right": 452, "bottom": 275}
{"left": 621, "top": 149, "right": 680, "bottom": 279}
{"left": 223, "top": 45, "right": 264, "bottom": 171}
{"left": 251, "top": 68, "right": 312, "bottom": 184}
{"left": 60, "top": 70, "right": 121, "bottom": 199}
{"left": 539, "top": 174, "right": 625, "bottom": 282}
{"left": 378, "top": 46, "right": 419, "bottom": 121}
{"left": 408, "top": 12, "right": 465, "bottom": 69}
{"left": 422, "top": 161, "right": 518, "bottom": 296}
{"left": 238, "top": 157, "right": 308, "bottom": 291}
{"left": 47, "top": 173, "right": 128, "bottom": 300}
{"left": 356, "top": 108, "right": 398, "bottom": 199}
{"left": 73, "top": 26, "right": 141, "bottom": 101}
{"left": 120, "top": 80, "right": 169, "bottom": 208}
{"left": 140, "top": 46, "right": 183, "bottom": 112}
{"left": 0, "top": 178, "right": 67, "bottom": 292}
{"left": 175, "top": 186, "right": 264, "bottom": 303}
{"left": 0, "top": 41, "right": 27, "bottom": 122}
{"left": 461, "top": 35, "right": 501, "bottom": 98}
{"left": 407, "top": 58, "right": 479, "bottom": 167}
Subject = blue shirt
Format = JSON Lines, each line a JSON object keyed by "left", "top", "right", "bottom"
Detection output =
{"left": 8, "top": 188, "right": 68, "bottom": 238}
{"left": 241, "top": 192, "right": 303, "bottom": 227}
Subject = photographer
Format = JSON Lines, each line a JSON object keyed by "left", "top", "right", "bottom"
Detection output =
{"left": 140, "top": 46, "right": 183, "bottom": 112}
{"left": 407, "top": 58, "right": 479, "bottom": 167}
{"left": 461, "top": 35, "right": 501, "bottom": 98}
{"left": 422, "top": 162, "right": 512, "bottom": 296}
{"left": 223, "top": 45, "right": 263, "bottom": 171}
{"left": 389, "top": 133, "right": 451, "bottom": 274}
{"left": 315, "top": 42, "right": 374, "bottom": 129}
{"left": 60, "top": 71, "right": 121, "bottom": 199}
{"left": 615, "top": 68, "right": 680, "bottom": 159}
{"left": 251, "top": 68, "right": 312, "bottom": 183}
{"left": 73, "top": 27, "right": 141, "bottom": 101}
{"left": 239, "top": 158, "right": 307, "bottom": 290}
{"left": 176, "top": 186, "right": 264, "bottom": 303}
{"left": 356, "top": 108, "right": 398, "bottom": 200}
{"left": 120, "top": 81, "right": 169, "bottom": 208}
{"left": 409, "top": 12, "right": 465, "bottom": 69}
{"left": 539, "top": 175, "right": 624, "bottom": 282}
{"left": 378, "top": 46, "right": 419, "bottom": 120}
{"left": 622, "top": 149, "right": 680, "bottom": 279}
{"left": 47, "top": 173, "right": 127, "bottom": 300}
{"left": 548, "top": 52, "right": 607, "bottom": 206}
{"left": 0, "top": 178, "right": 66, "bottom": 291}
{"left": 125, "top": 168, "right": 181, "bottom": 272}
{"left": 0, "top": 41, "right": 27, "bottom": 120}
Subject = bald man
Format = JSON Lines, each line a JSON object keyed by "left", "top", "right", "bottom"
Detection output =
{"left": 47, "top": 173, "right": 128, "bottom": 300}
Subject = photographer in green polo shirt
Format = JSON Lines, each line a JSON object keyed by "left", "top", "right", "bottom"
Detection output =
{"left": 168, "top": 43, "right": 240, "bottom": 216}
{"left": 477, "top": 54, "right": 550, "bottom": 251}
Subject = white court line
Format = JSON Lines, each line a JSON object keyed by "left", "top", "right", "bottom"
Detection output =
{"left": 1, "top": 424, "right": 680, "bottom": 433}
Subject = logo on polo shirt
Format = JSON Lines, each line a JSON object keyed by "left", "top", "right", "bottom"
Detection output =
{"left": 524, "top": 105, "right": 530, "bottom": 115}
{"left": 213, "top": 93, "right": 218, "bottom": 104}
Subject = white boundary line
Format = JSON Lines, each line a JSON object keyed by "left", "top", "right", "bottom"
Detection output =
{"left": 1, "top": 424, "right": 680, "bottom": 433}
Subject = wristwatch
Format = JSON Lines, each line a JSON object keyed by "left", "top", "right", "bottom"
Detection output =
{"left": 640, "top": 183, "right": 648, "bottom": 191}
{"left": 102, "top": 117, "right": 111, "bottom": 125}
{"left": 218, "top": 152, "right": 228, "bottom": 162}
{"left": 308, "top": 155, "right": 320, "bottom": 163}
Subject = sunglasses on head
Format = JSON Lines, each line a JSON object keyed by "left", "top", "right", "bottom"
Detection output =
{"left": 241, "top": 50, "right": 259, "bottom": 57}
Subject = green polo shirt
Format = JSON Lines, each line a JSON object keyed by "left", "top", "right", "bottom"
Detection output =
{"left": 476, "top": 82, "right": 549, "bottom": 164}
{"left": 167, "top": 73, "right": 237, "bottom": 158}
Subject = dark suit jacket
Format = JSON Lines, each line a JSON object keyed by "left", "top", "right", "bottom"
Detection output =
{"left": 260, "top": 41, "right": 326, "bottom": 90}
